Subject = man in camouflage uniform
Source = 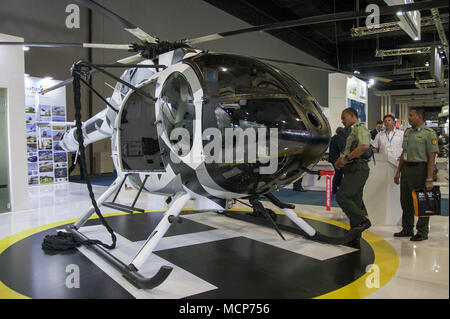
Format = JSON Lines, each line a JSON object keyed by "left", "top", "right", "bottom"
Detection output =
{"left": 335, "top": 108, "right": 372, "bottom": 248}
{"left": 394, "top": 107, "right": 438, "bottom": 241}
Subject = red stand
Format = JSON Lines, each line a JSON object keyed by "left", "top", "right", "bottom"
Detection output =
{"left": 320, "top": 170, "right": 335, "bottom": 211}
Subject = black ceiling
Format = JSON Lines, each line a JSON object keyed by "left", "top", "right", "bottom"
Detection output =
{"left": 204, "top": 0, "right": 449, "bottom": 91}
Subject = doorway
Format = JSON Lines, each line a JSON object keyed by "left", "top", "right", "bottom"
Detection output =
{"left": 0, "top": 88, "right": 11, "bottom": 213}
{"left": 119, "top": 81, "right": 164, "bottom": 172}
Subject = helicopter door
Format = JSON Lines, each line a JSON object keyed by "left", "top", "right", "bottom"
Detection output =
{"left": 119, "top": 80, "right": 165, "bottom": 172}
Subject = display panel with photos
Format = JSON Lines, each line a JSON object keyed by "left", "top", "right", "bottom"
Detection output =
{"left": 25, "top": 77, "right": 68, "bottom": 185}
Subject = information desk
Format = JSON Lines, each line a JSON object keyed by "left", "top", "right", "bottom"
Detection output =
{"left": 364, "top": 153, "right": 402, "bottom": 226}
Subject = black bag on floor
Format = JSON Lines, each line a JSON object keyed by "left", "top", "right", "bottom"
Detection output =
{"left": 42, "top": 231, "right": 108, "bottom": 253}
{"left": 412, "top": 186, "right": 441, "bottom": 217}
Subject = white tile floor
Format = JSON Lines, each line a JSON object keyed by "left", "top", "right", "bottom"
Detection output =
{"left": 0, "top": 182, "right": 448, "bottom": 299}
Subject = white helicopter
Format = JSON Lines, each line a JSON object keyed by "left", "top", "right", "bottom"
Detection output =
{"left": 1, "top": 0, "right": 426, "bottom": 289}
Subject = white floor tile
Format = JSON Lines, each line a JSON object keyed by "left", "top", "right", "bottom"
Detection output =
{"left": 0, "top": 182, "right": 448, "bottom": 299}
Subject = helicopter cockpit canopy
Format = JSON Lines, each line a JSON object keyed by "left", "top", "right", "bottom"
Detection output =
{"left": 159, "top": 72, "right": 196, "bottom": 154}
{"left": 170, "top": 53, "right": 332, "bottom": 196}
{"left": 186, "top": 53, "right": 329, "bottom": 140}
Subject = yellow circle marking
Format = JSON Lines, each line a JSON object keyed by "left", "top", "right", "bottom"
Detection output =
{"left": 0, "top": 208, "right": 397, "bottom": 299}
{"left": 228, "top": 208, "right": 399, "bottom": 299}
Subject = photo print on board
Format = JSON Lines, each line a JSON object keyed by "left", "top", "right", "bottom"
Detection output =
{"left": 39, "top": 138, "right": 52, "bottom": 150}
{"left": 52, "top": 106, "right": 65, "bottom": 117}
{"left": 39, "top": 161, "right": 53, "bottom": 173}
{"left": 27, "top": 154, "right": 37, "bottom": 162}
{"left": 39, "top": 174, "right": 54, "bottom": 184}
{"left": 26, "top": 134, "right": 37, "bottom": 143}
{"left": 25, "top": 113, "right": 36, "bottom": 123}
{"left": 38, "top": 150, "right": 53, "bottom": 162}
{"left": 52, "top": 116, "right": 65, "bottom": 122}
{"left": 25, "top": 105, "right": 36, "bottom": 114}
{"left": 53, "top": 141, "right": 64, "bottom": 151}
{"left": 26, "top": 123, "right": 36, "bottom": 134}
{"left": 55, "top": 168, "right": 67, "bottom": 178}
{"left": 40, "top": 127, "right": 52, "bottom": 139}
{"left": 54, "top": 152, "right": 67, "bottom": 163}
{"left": 39, "top": 105, "right": 51, "bottom": 121}
{"left": 28, "top": 176, "right": 39, "bottom": 185}
{"left": 52, "top": 130, "right": 65, "bottom": 141}
{"left": 27, "top": 143, "right": 37, "bottom": 153}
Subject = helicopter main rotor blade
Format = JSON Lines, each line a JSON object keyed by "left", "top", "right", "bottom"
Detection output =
{"left": 253, "top": 56, "right": 392, "bottom": 83}
{"left": 253, "top": 56, "right": 341, "bottom": 73}
{"left": 0, "top": 42, "right": 133, "bottom": 50}
{"left": 117, "top": 53, "right": 144, "bottom": 64}
{"left": 39, "top": 78, "right": 75, "bottom": 95}
{"left": 74, "top": 0, "right": 159, "bottom": 44}
{"left": 184, "top": 0, "right": 448, "bottom": 45}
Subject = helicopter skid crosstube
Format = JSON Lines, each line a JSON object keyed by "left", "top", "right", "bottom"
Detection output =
{"left": 224, "top": 208, "right": 363, "bottom": 246}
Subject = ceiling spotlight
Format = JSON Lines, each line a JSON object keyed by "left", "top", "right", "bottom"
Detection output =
{"left": 413, "top": 37, "right": 419, "bottom": 41}
{"left": 220, "top": 67, "right": 228, "bottom": 72}
{"left": 417, "top": 50, "right": 422, "bottom": 53}
{"left": 396, "top": 11, "right": 403, "bottom": 16}
{"left": 353, "top": 70, "right": 361, "bottom": 75}
{"left": 425, "top": 62, "right": 430, "bottom": 67}
{"left": 23, "top": 46, "right": 30, "bottom": 51}
{"left": 368, "top": 78, "right": 376, "bottom": 88}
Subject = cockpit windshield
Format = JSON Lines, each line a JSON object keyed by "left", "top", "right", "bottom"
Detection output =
{"left": 189, "top": 53, "right": 289, "bottom": 98}
{"left": 215, "top": 98, "right": 307, "bottom": 133}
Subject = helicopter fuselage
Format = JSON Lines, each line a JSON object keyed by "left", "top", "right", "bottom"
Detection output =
{"left": 61, "top": 48, "right": 331, "bottom": 210}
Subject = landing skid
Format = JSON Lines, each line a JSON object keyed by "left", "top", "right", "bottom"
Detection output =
{"left": 71, "top": 175, "right": 191, "bottom": 289}
{"left": 226, "top": 192, "right": 362, "bottom": 246}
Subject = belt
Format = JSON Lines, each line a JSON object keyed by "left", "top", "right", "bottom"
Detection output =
{"left": 404, "top": 161, "right": 427, "bottom": 166}
{"left": 349, "top": 158, "right": 369, "bottom": 163}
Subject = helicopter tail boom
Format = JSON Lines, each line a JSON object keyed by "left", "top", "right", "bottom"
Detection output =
{"left": 61, "top": 107, "right": 115, "bottom": 152}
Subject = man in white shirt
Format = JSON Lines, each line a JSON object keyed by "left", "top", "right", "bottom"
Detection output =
{"left": 372, "top": 114, "right": 404, "bottom": 160}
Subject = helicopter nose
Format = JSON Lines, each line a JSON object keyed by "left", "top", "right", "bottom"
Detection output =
{"left": 278, "top": 128, "right": 329, "bottom": 156}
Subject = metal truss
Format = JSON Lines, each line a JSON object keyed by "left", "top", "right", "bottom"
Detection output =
{"left": 418, "top": 79, "right": 438, "bottom": 84}
{"left": 394, "top": 66, "right": 430, "bottom": 75}
{"left": 351, "top": 14, "right": 448, "bottom": 37}
{"left": 375, "top": 46, "right": 432, "bottom": 58}
{"left": 430, "top": 8, "right": 449, "bottom": 59}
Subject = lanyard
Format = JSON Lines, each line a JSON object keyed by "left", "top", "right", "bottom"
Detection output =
{"left": 405, "top": 127, "right": 423, "bottom": 151}
{"left": 385, "top": 130, "right": 396, "bottom": 144}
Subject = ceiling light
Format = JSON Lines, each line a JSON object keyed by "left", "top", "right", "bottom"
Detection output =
{"left": 414, "top": 37, "right": 419, "bottom": 41}
{"left": 425, "top": 62, "right": 430, "bottom": 67}
{"left": 353, "top": 70, "right": 361, "bottom": 75}
{"left": 23, "top": 46, "right": 30, "bottom": 51}
{"left": 397, "top": 11, "right": 403, "bottom": 16}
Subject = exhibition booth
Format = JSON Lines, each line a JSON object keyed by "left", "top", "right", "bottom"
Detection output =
{"left": 0, "top": 0, "right": 448, "bottom": 301}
